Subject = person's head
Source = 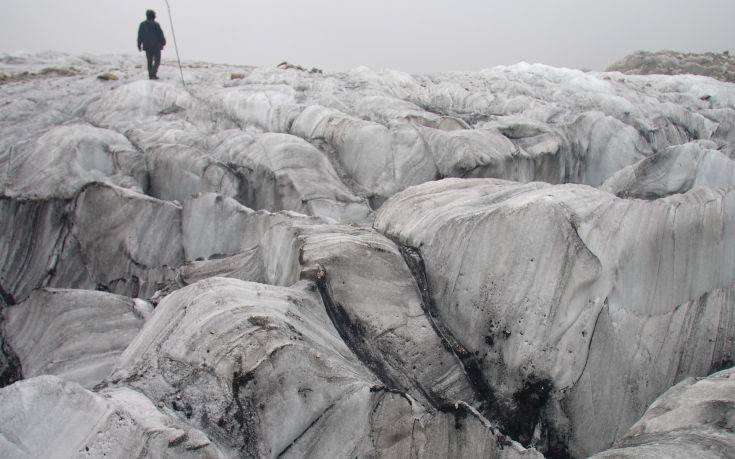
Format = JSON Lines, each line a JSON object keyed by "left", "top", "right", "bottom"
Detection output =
{"left": 146, "top": 10, "right": 156, "bottom": 20}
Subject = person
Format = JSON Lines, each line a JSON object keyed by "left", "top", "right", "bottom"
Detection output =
{"left": 137, "top": 10, "right": 166, "bottom": 80}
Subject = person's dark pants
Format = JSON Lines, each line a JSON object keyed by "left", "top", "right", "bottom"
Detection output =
{"left": 145, "top": 49, "right": 161, "bottom": 79}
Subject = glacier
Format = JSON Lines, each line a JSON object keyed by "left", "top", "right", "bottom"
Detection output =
{"left": 1, "top": 51, "right": 734, "bottom": 458}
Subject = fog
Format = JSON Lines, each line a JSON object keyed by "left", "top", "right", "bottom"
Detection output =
{"left": 2, "top": 0, "right": 733, "bottom": 73}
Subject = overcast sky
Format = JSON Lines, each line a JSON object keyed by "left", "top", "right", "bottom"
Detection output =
{"left": 1, "top": 0, "right": 733, "bottom": 73}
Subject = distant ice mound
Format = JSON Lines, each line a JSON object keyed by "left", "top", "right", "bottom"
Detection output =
{"left": 1, "top": 52, "right": 735, "bottom": 458}
{"left": 607, "top": 50, "right": 735, "bottom": 83}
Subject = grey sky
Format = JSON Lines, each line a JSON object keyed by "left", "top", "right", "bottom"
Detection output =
{"left": 1, "top": 0, "right": 733, "bottom": 73}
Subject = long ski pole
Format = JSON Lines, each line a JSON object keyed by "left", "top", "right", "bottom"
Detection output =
{"left": 163, "top": 0, "right": 186, "bottom": 87}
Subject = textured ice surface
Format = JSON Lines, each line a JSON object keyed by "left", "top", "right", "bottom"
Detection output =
{"left": 0, "top": 375, "right": 224, "bottom": 458}
{"left": 592, "top": 367, "right": 735, "bottom": 458}
{"left": 3, "top": 288, "right": 147, "bottom": 388}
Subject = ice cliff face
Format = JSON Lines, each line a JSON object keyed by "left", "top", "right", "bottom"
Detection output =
{"left": 1, "top": 51, "right": 734, "bottom": 458}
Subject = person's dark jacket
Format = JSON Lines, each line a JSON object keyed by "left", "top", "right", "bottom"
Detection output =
{"left": 137, "top": 19, "right": 166, "bottom": 52}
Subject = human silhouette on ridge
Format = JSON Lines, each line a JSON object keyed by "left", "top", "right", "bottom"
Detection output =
{"left": 137, "top": 10, "right": 166, "bottom": 80}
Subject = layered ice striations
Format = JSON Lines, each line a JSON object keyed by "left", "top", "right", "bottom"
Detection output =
{"left": 375, "top": 178, "right": 735, "bottom": 456}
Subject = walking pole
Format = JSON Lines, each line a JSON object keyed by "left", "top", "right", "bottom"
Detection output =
{"left": 163, "top": 0, "right": 186, "bottom": 87}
